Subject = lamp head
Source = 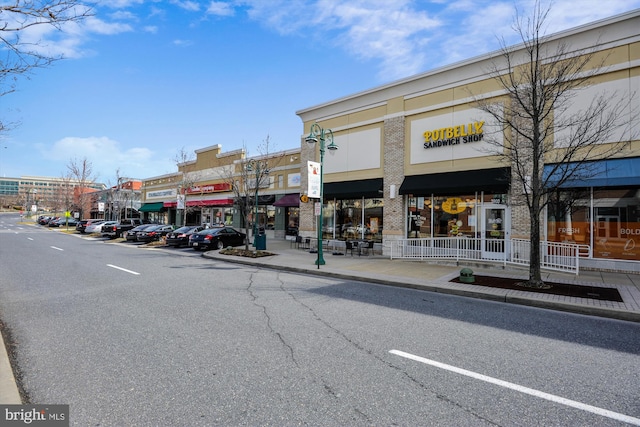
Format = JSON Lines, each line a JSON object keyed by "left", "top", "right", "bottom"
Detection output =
{"left": 327, "top": 141, "right": 338, "bottom": 151}
{"left": 305, "top": 135, "right": 318, "bottom": 144}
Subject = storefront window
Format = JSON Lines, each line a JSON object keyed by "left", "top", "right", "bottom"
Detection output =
{"left": 286, "top": 207, "right": 299, "bottom": 235}
{"left": 547, "top": 188, "right": 640, "bottom": 261}
{"left": 409, "top": 195, "right": 480, "bottom": 238}
{"left": 322, "top": 198, "right": 383, "bottom": 242}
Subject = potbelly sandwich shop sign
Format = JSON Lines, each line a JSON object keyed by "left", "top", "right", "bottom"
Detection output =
{"left": 410, "top": 109, "right": 501, "bottom": 164}
{"left": 422, "top": 121, "right": 485, "bottom": 148}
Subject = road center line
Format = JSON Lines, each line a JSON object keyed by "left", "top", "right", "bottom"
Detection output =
{"left": 389, "top": 349, "right": 640, "bottom": 426}
{"left": 50, "top": 246, "right": 64, "bottom": 251}
{"left": 107, "top": 264, "right": 140, "bottom": 275}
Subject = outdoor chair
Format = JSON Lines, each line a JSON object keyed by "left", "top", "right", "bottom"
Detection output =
{"left": 302, "top": 237, "right": 311, "bottom": 249}
{"left": 291, "top": 235, "right": 303, "bottom": 249}
{"left": 361, "top": 240, "right": 374, "bottom": 256}
{"left": 345, "top": 241, "right": 355, "bottom": 256}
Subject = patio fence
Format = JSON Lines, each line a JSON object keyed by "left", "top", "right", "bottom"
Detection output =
{"left": 387, "top": 237, "right": 591, "bottom": 275}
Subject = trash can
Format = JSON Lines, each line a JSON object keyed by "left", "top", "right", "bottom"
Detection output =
{"left": 254, "top": 233, "right": 267, "bottom": 250}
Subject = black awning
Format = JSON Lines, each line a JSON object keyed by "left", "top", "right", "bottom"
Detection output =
{"left": 273, "top": 194, "right": 300, "bottom": 207}
{"left": 324, "top": 178, "right": 383, "bottom": 199}
{"left": 399, "top": 168, "right": 510, "bottom": 195}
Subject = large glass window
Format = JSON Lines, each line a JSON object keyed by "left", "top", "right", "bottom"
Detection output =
{"left": 547, "top": 188, "right": 640, "bottom": 261}
{"left": 322, "top": 198, "right": 383, "bottom": 242}
{"left": 408, "top": 194, "right": 482, "bottom": 238}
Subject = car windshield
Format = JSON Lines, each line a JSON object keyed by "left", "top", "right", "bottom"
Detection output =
{"left": 173, "top": 226, "right": 193, "bottom": 233}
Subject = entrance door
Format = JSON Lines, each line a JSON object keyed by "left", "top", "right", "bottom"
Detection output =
{"left": 596, "top": 215, "right": 620, "bottom": 239}
{"left": 482, "top": 205, "right": 509, "bottom": 260}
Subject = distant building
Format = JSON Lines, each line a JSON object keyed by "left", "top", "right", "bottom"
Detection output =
{"left": 0, "top": 176, "right": 106, "bottom": 215}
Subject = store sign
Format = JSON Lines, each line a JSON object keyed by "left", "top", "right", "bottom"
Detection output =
{"left": 186, "top": 183, "right": 231, "bottom": 194}
{"left": 423, "top": 121, "right": 485, "bottom": 149}
{"left": 148, "top": 189, "right": 175, "bottom": 199}
{"left": 441, "top": 197, "right": 467, "bottom": 214}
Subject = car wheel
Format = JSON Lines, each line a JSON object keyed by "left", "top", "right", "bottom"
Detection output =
{"left": 216, "top": 240, "right": 224, "bottom": 250}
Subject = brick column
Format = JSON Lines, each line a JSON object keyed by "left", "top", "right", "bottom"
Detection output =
{"left": 382, "top": 115, "right": 405, "bottom": 253}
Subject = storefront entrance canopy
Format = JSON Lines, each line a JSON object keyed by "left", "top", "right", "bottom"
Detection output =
{"left": 323, "top": 178, "right": 383, "bottom": 199}
{"left": 399, "top": 167, "right": 510, "bottom": 195}
{"left": 273, "top": 194, "right": 300, "bottom": 207}
{"left": 138, "top": 202, "right": 165, "bottom": 212}
{"left": 544, "top": 157, "right": 640, "bottom": 188}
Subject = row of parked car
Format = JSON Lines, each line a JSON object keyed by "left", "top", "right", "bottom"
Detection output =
{"left": 37, "top": 215, "right": 80, "bottom": 228}
{"left": 69, "top": 219, "right": 248, "bottom": 251}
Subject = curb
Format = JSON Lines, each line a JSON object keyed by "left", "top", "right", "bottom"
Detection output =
{"left": 0, "top": 333, "right": 21, "bottom": 404}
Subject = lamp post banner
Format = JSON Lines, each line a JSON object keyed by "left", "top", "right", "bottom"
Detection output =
{"left": 307, "top": 161, "right": 321, "bottom": 198}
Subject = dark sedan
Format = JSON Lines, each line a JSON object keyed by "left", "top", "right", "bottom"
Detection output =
{"left": 165, "top": 225, "right": 204, "bottom": 247}
{"left": 125, "top": 224, "right": 157, "bottom": 242}
{"left": 136, "top": 225, "right": 175, "bottom": 243}
{"left": 49, "top": 217, "right": 79, "bottom": 227}
{"left": 189, "top": 227, "right": 246, "bottom": 251}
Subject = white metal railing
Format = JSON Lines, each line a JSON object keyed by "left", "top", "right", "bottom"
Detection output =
{"left": 388, "top": 237, "right": 591, "bottom": 275}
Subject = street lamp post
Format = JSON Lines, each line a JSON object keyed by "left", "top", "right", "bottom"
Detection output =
{"left": 306, "top": 123, "right": 338, "bottom": 268}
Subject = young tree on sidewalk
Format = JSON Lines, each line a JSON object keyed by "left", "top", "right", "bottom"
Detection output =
{"left": 219, "top": 136, "right": 283, "bottom": 252}
{"left": 473, "top": 1, "right": 635, "bottom": 288}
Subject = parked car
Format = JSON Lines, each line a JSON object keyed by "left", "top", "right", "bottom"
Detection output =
{"left": 125, "top": 224, "right": 157, "bottom": 242}
{"left": 76, "top": 219, "right": 90, "bottom": 233}
{"left": 136, "top": 225, "right": 175, "bottom": 243}
{"left": 189, "top": 226, "right": 246, "bottom": 251}
{"left": 37, "top": 215, "right": 51, "bottom": 225}
{"left": 97, "top": 221, "right": 119, "bottom": 237}
{"left": 76, "top": 219, "right": 103, "bottom": 233}
{"left": 85, "top": 220, "right": 108, "bottom": 234}
{"left": 39, "top": 216, "right": 57, "bottom": 225}
{"left": 49, "top": 217, "right": 79, "bottom": 227}
{"left": 165, "top": 225, "right": 204, "bottom": 248}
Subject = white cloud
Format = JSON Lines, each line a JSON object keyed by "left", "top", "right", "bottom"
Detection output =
{"left": 39, "top": 136, "right": 173, "bottom": 182}
{"left": 207, "top": 1, "right": 236, "bottom": 16}
{"left": 173, "top": 39, "right": 194, "bottom": 46}
{"left": 171, "top": 0, "right": 201, "bottom": 12}
{"left": 235, "top": 0, "right": 640, "bottom": 81}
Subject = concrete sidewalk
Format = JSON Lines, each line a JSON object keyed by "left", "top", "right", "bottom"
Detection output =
{"left": 203, "top": 237, "right": 640, "bottom": 324}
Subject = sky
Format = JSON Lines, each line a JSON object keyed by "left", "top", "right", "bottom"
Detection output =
{"left": 2, "top": 0, "right": 639, "bottom": 186}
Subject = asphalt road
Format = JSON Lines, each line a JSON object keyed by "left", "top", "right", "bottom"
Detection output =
{"left": 1, "top": 213, "right": 639, "bottom": 426}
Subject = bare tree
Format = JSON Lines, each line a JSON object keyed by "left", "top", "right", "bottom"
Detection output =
{"left": 219, "top": 136, "right": 283, "bottom": 251}
{"left": 1, "top": 1, "right": 93, "bottom": 133}
{"left": 174, "top": 147, "right": 201, "bottom": 227}
{"left": 474, "top": 1, "right": 635, "bottom": 288}
{"left": 67, "top": 156, "right": 95, "bottom": 219}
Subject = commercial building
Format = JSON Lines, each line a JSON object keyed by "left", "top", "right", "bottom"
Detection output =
{"left": 0, "top": 175, "right": 106, "bottom": 216}
{"left": 140, "top": 144, "right": 302, "bottom": 239}
{"left": 296, "top": 10, "right": 640, "bottom": 272}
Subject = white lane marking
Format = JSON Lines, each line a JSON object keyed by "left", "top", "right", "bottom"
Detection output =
{"left": 27, "top": 237, "right": 34, "bottom": 241}
{"left": 50, "top": 246, "right": 64, "bottom": 251}
{"left": 389, "top": 349, "right": 640, "bottom": 426}
{"left": 107, "top": 264, "right": 140, "bottom": 275}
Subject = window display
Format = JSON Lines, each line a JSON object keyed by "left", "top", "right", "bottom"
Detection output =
{"left": 547, "top": 188, "right": 640, "bottom": 261}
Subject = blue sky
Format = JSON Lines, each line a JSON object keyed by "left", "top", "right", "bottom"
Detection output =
{"left": 2, "top": 0, "right": 639, "bottom": 186}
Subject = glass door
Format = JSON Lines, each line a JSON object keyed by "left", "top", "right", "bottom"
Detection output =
{"left": 482, "top": 205, "right": 509, "bottom": 260}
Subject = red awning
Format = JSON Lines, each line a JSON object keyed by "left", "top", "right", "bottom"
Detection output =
{"left": 273, "top": 194, "right": 300, "bottom": 207}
